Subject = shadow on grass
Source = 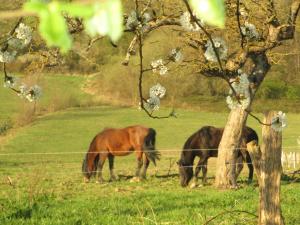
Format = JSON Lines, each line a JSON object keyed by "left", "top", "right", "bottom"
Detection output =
{"left": 9, "top": 207, "right": 33, "bottom": 220}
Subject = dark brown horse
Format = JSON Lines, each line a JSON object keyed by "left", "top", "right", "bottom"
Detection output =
{"left": 82, "top": 125, "right": 160, "bottom": 182}
{"left": 178, "top": 126, "right": 258, "bottom": 187}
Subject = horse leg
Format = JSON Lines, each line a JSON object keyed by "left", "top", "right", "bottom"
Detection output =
{"left": 190, "top": 157, "right": 207, "bottom": 188}
{"left": 108, "top": 154, "right": 118, "bottom": 182}
{"left": 135, "top": 150, "right": 143, "bottom": 179}
{"left": 97, "top": 153, "right": 107, "bottom": 183}
{"left": 140, "top": 154, "right": 150, "bottom": 179}
{"left": 202, "top": 159, "right": 208, "bottom": 184}
{"left": 235, "top": 155, "right": 244, "bottom": 182}
{"left": 246, "top": 152, "right": 254, "bottom": 183}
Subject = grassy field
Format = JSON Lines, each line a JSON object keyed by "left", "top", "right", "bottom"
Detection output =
{"left": 0, "top": 106, "right": 299, "bottom": 225}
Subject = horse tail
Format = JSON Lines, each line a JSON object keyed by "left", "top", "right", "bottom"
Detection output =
{"left": 82, "top": 136, "right": 100, "bottom": 179}
{"left": 244, "top": 126, "right": 259, "bottom": 183}
{"left": 244, "top": 126, "right": 259, "bottom": 144}
{"left": 143, "top": 128, "right": 160, "bottom": 166}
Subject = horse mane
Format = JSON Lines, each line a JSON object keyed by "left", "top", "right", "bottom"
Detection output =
{"left": 82, "top": 135, "right": 100, "bottom": 178}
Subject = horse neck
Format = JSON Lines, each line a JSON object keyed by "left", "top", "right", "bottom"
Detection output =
{"left": 180, "top": 149, "right": 196, "bottom": 166}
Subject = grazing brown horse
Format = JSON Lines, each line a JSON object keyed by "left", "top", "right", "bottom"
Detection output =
{"left": 178, "top": 126, "right": 258, "bottom": 187}
{"left": 82, "top": 125, "right": 160, "bottom": 183}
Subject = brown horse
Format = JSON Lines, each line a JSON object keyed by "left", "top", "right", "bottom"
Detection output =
{"left": 82, "top": 125, "right": 160, "bottom": 182}
{"left": 178, "top": 126, "right": 258, "bottom": 187}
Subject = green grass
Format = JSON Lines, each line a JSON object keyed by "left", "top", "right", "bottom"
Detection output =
{"left": 0, "top": 106, "right": 299, "bottom": 225}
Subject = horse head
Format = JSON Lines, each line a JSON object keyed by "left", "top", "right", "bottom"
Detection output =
{"left": 177, "top": 158, "right": 193, "bottom": 187}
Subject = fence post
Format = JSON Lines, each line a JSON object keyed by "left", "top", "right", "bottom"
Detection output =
{"left": 247, "top": 111, "right": 284, "bottom": 225}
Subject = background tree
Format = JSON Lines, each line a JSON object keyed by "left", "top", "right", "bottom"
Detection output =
{"left": 1, "top": 0, "right": 299, "bottom": 189}
{"left": 121, "top": 0, "right": 300, "bottom": 188}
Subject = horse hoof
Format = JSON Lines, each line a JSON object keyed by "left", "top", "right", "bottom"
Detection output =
{"left": 109, "top": 177, "right": 119, "bottom": 182}
{"left": 230, "top": 185, "right": 239, "bottom": 190}
{"left": 189, "top": 182, "right": 198, "bottom": 189}
{"left": 83, "top": 177, "right": 90, "bottom": 183}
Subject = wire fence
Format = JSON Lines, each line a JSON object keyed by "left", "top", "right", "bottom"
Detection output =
{"left": 0, "top": 148, "right": 299, "bottom": 175}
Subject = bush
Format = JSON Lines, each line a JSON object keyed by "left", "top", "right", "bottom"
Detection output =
{"left": 0, "top": 118, "right": 13, "bottom": 135}
{"left": 256, "top": 80, "right": 287, "bottom": 99}
{"left": 286, "top": 85, "right": 300, "bottom": 99}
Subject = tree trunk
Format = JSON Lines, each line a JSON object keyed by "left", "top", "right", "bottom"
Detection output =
{"left": 214, "top": 107, "right": 248, "bottom": 188}
{"left": 247, "top": 111, "right": 284, "bottom": 225}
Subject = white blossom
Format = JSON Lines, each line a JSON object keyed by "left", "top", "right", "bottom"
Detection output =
{"left": 159, "top": 65, "right": 168, "bottom": 75}
{"left": 169, "top": 48, "right": 182, "bottom": 62}
{"left": 151, "top": 59, "right": 168, "bottom": 76}
{"left": 271, "top": 111, "right": 287, "bottom": 132}
{"left": 204, "top": 37, "right": 227, "bottom": 62}
{"left": 0, "top": 50, "right": 16, "bottom": 63}
{"left": 15, "top": 23, "right": 32, "bottom": 45}
{"left": 226, "top": 96, "right": 239, "bottom": 110}
{"left": 230, "top": 73, "right": 250, "bottom": 96}
{"left": 19, "top": 84, "right": 27, "bottom": 95}
{"left": 126, "top": 11, "right": 138, "bottom": 30}
{"left": 3, "top": 75, "right": 18, "bottom": 88}
{"left": 151, "top": 59, "right": 163, "bottom": 69}
{"left": 179, "top": 11, "right": 203, "bottom": 32}
{"left": 150, "top": 83, "right": 166, "bottom": 98}
{"left": 241, "top": 22, "right": 260, "bottom": 40}
{"left": 143, "top": 12, "right": 152, "bottom": 23}
{"left": 226, "top": 72, "right": 251, "bottom": 110}
{"left": 239, "top": 7, "right": 248, "bottom": 18}
{"left": 8, "top": 38, "right": 26, "bottom": 49}
{"left": 18, "top": 84, "right": 42, "bottom": 102}
{"left": 145, "top": 96, "right": 160, "bottom": 111}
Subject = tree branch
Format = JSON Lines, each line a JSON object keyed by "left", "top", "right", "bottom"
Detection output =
{"left": 236, "top": 0, "right": 245, "bottom": 48}
{"left": 203, "top": 209, "right": 258, "bottom": 225}
{"left": 182, "top": 0, "right": 224, "bottom": 72}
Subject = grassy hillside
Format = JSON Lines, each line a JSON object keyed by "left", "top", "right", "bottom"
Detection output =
{"left": 0, "top": 73, "right": 95, "bottom": 131}
{"left": 0, "top": 106, "right": 299, "bottom": 225}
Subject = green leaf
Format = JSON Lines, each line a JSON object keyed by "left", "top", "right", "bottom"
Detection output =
{"left": 189, "top": 0, "right": 225, "bottom": 28}
{"left": 23, "top": 0, "right": 48, "bottom": 12}
{"left": 24, "top": 1, "right": 72, "bottom": 53}
{"left": 85, "top": 0, "right": 123, "bottom": 42}
{"left": 59, "top": 3, "right": 95, "bottom": 19}
{"left": 24, "top": 0, "right": 123, "bottom": 52}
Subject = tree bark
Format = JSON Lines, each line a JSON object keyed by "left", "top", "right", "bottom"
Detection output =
{"left": 247, "top": 111, "right": 284, "bottom": 225}
{"left": 215, "top": 107, "right": 248, "bottom": 188}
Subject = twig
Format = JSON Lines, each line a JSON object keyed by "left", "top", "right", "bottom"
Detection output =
{"left": 134, "top": 1, "right": 175, "bottom": 120}
{"left": 182, "top": 0, "right": 224, "bottom": 72}
{"left": 236, "top": 0, "right": 245, "bottom": 48}
{"left": 203, "top": 209, "right": 258, "bottom": 225}
{"left": 85, "top": 36, "right": 104, "bottom": 52}
{"left": 136, "top": 31, "right": 174, "bottom": 119}
{"left": 3, "top": 63, "right": 21, "bottom": 94}
{"left": 167, "top": 158, "right": 175, "bottom": 176}
{"left": 0, "top": 10, "right": 35, "bottom": 19}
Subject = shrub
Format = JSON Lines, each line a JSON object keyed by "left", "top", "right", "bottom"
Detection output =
{"left": 0, "top": 118, "right": 13, "bottom": 135}
{"left": 256, "top": 80, "right": 287, "bottom": 99}
{"left": 286, "top": 85, "right": 300, "bottom": 99}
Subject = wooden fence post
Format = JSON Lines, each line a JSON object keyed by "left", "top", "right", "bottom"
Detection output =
{"left": 247, "top": 111, "right": 284, "bottom": 225}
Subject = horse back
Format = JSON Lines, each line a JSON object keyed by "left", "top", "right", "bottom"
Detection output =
{"left": 126, "top": 125, "right": 152, "bottom": 148}
{"left": 182, "top": 126, "right": 222, "bottom": 158}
